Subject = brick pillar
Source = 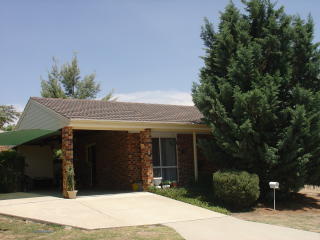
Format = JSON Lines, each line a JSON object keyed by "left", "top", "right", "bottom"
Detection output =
{"left": 140, "top": 129, "right": 153, "bottom": 190}
{"left": 62, "top": 126, "right": 74, "bottom": 198}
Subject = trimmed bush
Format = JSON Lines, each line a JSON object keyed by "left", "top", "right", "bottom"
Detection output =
{"left": 213, "top": 171, "right": 260, "bottom": 209}
{"left": 0, "top": 150, "right": 26, "bottom": 193}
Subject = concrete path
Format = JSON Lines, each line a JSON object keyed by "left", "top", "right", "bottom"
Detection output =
{"left": 165, "top": 216, "right": 320, "bottom": 240}
{"left": 0, "top": 191, "right": 319, "bottom": 239}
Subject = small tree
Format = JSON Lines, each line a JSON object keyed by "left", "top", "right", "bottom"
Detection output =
{"left": 192, "top": 0, "right": 320, "bottom": 196}
{"left": 0, "top": 105, "right": 20, "bottom": 130}
{"left": 101, "top": 89, "right": 118, "bottom": 101}
{"left": 41, "top": 58, "right": 66, "bottom": 98}
{"left": 41, "top": 54, "right": 113, "bottom": 100}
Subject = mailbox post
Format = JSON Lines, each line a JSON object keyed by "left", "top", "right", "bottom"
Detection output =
{"left": 269, "top": 182, "right": 279, "bottom": 210}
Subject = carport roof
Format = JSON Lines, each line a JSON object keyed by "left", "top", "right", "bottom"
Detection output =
{"left": 0, "top": 129, "right": 57, "bottom": 146}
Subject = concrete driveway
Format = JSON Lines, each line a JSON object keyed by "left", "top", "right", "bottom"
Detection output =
{"left": 0, "top": 191, "right": 319, "bottom": 240}
{"left": 0, "top": 191, "right": 222, "bottom": 229}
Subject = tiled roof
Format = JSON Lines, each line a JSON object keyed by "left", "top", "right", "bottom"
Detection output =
{"left": 31, "top": 97, "right": 204, "bottom": 124}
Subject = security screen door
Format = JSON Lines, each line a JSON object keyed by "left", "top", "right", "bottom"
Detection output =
{"left": 152, "top": 138, "right": 177, "bottom": 181}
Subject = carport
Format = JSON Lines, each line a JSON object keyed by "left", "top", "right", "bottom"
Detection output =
{"left": 0, "top": 129, "right": 62, "bottom": 191}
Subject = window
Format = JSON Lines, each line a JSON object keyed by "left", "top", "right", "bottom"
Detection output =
{"left": 152, "top": 138, "right": 177, "bottom": 181}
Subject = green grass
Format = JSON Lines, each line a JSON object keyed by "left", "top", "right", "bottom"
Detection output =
{"left": 149, "top": 186, "right": 230, "bottom": 215}
{"left": 0, "top": 215, "right": 184, "bottom": 240}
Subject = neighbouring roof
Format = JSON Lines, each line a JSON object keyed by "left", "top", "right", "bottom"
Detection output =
{"left": 31, "top": 97, "right": 204, "bottom": 124}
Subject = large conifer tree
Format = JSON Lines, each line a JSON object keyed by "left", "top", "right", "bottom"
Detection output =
{"left": 192, "top": 0, "right": 320, "bottom": 196}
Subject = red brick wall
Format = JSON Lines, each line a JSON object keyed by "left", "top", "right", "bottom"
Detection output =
{"left": 177, "top": 134, "right": 195, "bottom": 185}
{"left": 197, "top": 134, "right": 216, "bottom": 179}
{"left": 177, "top": 133, "right": 215, "bottom": 185}
{"left": 127, "top": 133, "right": 142, "bottom": 184}
{"left": 74, "top": 130, "right": 143, "bottom": 190}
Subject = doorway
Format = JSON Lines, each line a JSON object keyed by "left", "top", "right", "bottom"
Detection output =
{"left": 86, "top": 144, "right": 97, "bottom": 187}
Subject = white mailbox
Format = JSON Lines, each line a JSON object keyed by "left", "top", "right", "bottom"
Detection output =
{"left": 269, "top": 181, "right": 279, "bottom": 210}
{"left": 269, "top": 182, "right": 279, "bottom": 189}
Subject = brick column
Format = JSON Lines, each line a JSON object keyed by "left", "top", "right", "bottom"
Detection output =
{"left": 62, "top": 126, "right": 74, "bottom": 198}
{"left": 140, "top": 129, "right": 153, "bottom": 190}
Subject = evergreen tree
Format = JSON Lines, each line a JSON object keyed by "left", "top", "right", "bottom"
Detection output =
{"left": 40, "top": 58, "right": 66, "bottom": 98}
{"left": 101, "top": 89, "right": 118, "bottom": 101}
{"left": 41, "top": 55, "right": 100, "bottom": 99}
{"left": 0, "top": 105, "right": 20, "bottom": 130}
{"left": 192, "top": 0, "right": 320, "bottom": 196}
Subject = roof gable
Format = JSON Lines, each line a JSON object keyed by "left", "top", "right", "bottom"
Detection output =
{"left": 16, "top": 99, "right": 70, "bottom": 130}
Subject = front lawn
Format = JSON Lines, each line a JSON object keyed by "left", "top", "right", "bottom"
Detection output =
{"left": 233, "top": 187, "right": 320, "bottom": 233}
{"left": 149, "top": 185, "right": 320, "bottom": 233}
{"left": 0, "top": 215, "right": 183, "bottom": 240}
{"left": 148, "top": 186, "right": 229, "bottom": 215}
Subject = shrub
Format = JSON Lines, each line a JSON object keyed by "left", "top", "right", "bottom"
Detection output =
{"left": 0, "top": 150, "right": 26, "bottom": 193}
{"left": 66, "top": 166, "right": 75, "bottom": 191}
{"left": 213, "top": 171, "right": 260, "bottom": 209}
{"left": 148, "top": 186, "right": 229, "bottom": 215}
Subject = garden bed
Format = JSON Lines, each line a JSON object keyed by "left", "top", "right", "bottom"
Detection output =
{"left": 148, "top": 186, "right": 229, "bottom": 215}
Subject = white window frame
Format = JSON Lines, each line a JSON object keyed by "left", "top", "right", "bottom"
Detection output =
{"left": 152, "top": 136, "right": 178, "bottom": 182}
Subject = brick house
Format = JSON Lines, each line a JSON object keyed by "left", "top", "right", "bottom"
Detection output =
{"left": 0, "top": 97, "right": 215, "bottom": 197}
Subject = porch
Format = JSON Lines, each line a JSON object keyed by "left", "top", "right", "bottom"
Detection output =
{"left": 15, "top": 127, "right": 214, "bottom": 197}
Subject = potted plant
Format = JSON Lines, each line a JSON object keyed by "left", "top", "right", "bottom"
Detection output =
{"left": 161, "top": 180, "right": 171, "bottom": 189}
{"left": 132, "top": 181, "right": 142, "bottom": 191}
{"left": 153, "top": 177, "right": 162, "bottom": 188}
{"left": 66, "top": 166, "right": 78, "bottom": 199}
{"left": 170, "top": 181, "right": 178, "bottom": 188}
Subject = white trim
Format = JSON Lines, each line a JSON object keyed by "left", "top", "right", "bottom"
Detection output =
{"left": 151, "top": 132, "right": 177, "bottom": 138}
{"left": 69, "top": 119, "right": 210, "bottom": 133}
{"left": 193, "top": 131, "right": 198, "bottom": 182}
{"left": 71, "top": 118, "right": 204, "bottom": 126}
{"left": 159, "top": 137, "right": 163, "bottom": 178}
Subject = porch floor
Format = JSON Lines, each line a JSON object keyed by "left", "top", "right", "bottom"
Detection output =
{"left": 0, "top": 191, "right": 223, "bottom": 229}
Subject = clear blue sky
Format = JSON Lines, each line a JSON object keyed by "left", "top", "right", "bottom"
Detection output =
{"left": 1, "top": 0, "right": 319, "bottom": 108}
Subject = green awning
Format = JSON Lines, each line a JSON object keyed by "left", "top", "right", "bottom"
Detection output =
{"left": 0, "top": 129, "right": 58, "bottom": 146}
